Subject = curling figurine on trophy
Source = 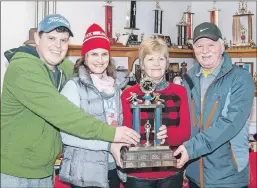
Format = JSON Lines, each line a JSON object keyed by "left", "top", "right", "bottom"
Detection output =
{"left": 121, "top": 77, "right": 177, "bottom": 169}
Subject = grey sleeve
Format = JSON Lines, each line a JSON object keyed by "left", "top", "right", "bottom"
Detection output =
{"left": 60, "top": 80, "right": 110, "bottom": 151}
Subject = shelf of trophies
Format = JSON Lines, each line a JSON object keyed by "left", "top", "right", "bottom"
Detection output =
{"left": 67, "top": 45, "right": 257, "bottom": 72}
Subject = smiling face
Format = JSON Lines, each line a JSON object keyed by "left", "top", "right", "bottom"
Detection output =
{"left": 142, "top": 53, "right": 167, "bottom": 83}
{"left": 193, "top": 38, "right": 225, "bottom": 71}
{"left": 85, "top": 48, "right": 109, "bottom": 75}
{"left": 34, "top": 30, "right": 69, "bottom": 70}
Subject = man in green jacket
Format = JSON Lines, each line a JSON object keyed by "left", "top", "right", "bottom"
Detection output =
{"left": 1, "top": 14, "right": 140, "bottom": 188}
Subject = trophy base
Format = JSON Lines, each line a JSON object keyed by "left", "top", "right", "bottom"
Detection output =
{"left": 121, "top": 145, "right": 177, "bottom": 169}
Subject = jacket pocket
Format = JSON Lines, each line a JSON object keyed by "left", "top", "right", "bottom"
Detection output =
{"left": 60, "top": 146, "right": 109, "bottom": 187}
{"left": 22, "top": 124, "right": 60, "bottom": 168}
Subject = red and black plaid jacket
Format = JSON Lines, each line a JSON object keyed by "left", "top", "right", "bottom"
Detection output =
{"left": 121, "top": 83, "right": 191, "bottom": 179}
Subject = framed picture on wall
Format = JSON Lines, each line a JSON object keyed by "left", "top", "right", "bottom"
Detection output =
{"left": 235, "top": 61, "right": 254, "bottom": 76}
{"left": 168, "top": 63, "right": 180, "bottom": 72}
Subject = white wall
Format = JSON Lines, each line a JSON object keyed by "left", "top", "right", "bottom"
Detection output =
{"left": 1, "top": 1, "right": 256, "bottom": 85}
{"left": 1, "top": 1, "right": 35, "bottom": 91}
{"left": 55, "top": 1, "right": 189, "bottom": 45}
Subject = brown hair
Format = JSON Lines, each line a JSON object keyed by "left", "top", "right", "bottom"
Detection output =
{"left": 74, "top": 55, "right": 116, "bottom": 79}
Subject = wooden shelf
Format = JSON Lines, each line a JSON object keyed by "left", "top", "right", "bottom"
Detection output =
{"left": 67, "top": 45, "right": 257, "bottom": 72}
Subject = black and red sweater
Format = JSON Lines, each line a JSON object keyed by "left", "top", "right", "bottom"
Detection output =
{"left": 121, "top": 82, "right": 191, "bottom": 179}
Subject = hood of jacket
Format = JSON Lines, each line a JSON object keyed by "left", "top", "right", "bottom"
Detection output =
{"left": 4, "top": 45, "right": 40, "bottom": 63}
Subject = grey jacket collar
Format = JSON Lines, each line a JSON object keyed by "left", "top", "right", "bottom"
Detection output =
{"left": 77, "top": 65, "right": 129, "bottom": 89}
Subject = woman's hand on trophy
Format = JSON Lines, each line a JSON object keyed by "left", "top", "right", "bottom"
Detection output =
{"left": 114, "top": 126, "right": 140, "bottom": 145}
{"left": 155, "top": 125, "right": 168, "bottom": 145}
{"left": 110, "top": 143, "right": 130, "bottom": 168}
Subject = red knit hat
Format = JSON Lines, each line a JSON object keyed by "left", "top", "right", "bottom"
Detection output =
{"left": 81, "top": 23, "right": 110, "bottom": 56}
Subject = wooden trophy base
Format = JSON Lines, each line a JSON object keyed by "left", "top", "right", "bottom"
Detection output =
{"left": 121, "top": 145, "right": 177, "bottom": 169}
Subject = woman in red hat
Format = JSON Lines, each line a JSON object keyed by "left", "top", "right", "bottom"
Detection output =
{"left": 58, "top": 23, "right": 129, "bottom": 188}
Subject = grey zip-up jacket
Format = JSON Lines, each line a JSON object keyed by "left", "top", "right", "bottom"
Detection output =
{"left": 183, "top": 52, "right": 255, "bottom": 188}
{"left": 59, "top": 65, "right": 128, "bottom": 187}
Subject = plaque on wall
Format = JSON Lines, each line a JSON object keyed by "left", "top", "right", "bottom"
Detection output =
{"left": 235, "top": 58, "right": 254, "bottom": 76}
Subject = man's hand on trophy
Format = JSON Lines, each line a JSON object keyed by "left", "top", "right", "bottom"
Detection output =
{"left": 110, "top": 143, "right": 129, "bottom": 168}
{"left": 173, "top": 144, "right": 189, "bottom": 168}
{"left": 114, "top": 126, "right": 140, "bottom": 145}
{"left": 153, "top": 125, "right": 168, "bottom": 145}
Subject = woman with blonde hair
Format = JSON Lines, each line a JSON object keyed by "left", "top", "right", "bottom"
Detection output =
{"left": 121, "top": 38, "right": 191, "bottom": 188}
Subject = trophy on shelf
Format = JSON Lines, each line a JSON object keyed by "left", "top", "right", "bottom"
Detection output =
{"left": 120, "top": 77, "right": 177, "bottom": 169}
{"left": 153, "top": 1, "right": 163, "bottom": 35}
{"left": 124, "top": 1, "right": 140, "bottom": 47}
{"left": 176, "top": 14, "right": 187, "bottom": 49}
{"left": 183, "top": 5, "right": 194, "bottom": 44}
{"left": 176, "top": 6, "right": 194, "bottom": 50}
{"left": 232, "top": 0, "right": 254, "bottom": 48}
{"left": 103, "top": 1, "right": 123, "bottom": 46}
{"left": 209, "top": 0, "right": 221, "bottom": 26}
{"left": 24, "top": 1, "right": 57, "bottom": 45}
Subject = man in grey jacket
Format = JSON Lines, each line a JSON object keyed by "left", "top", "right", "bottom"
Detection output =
{"left": 174, "top": 22, "right": 255, "bottom": 188}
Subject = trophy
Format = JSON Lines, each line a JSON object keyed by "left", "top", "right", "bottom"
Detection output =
{"left": 209, "top": 1, "right": 221, "bottom": 26}
{"left": 232, "top": 0, "right": 254, "bottom": 48}
{"left": 153, "top": 1, "right": 163, "bottom": 35}
{"left": 121, "top": 77, "right": 177, "bottom": 169}
{"left": 183, "top": 5, "right": 194, "bottom": 42}
{"left": 104, "top": 1, "right": 114, "bottom": 43}
{"left": 124, "top": 1, "right": 140, "bottom": 46}
{"left": 24, "top": 1, "right": 57, "bottom": 45}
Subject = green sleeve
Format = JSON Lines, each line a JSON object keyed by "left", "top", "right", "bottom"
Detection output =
{"left": 7, "top": 65, "right": 116, "bottom": 142}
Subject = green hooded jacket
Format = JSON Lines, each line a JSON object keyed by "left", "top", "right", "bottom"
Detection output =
{"left": 1, "top": 45, "right": 116, "bottom": 178}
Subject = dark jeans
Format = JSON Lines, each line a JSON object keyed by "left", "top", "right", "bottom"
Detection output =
{"left": 188, "top": 178, "right": 248, "bottom": 188}
{"left": 124, "top": 171, "right": 183, "bottom": 188}
{"left": 70, "top": 169, "right": 120, "bottom": 188}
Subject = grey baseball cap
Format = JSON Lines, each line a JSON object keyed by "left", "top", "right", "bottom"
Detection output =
{"left": 37, "top": 14, "right": 73, "bottom": 37}
{"left": 193, "top": 22, "right": 222, "bottom": 43}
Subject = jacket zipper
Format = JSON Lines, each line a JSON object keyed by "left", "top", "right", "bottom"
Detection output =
{"left": 57, "top": 70, "right": 63, "bottom": 91}
{"left": 197, "top": 68, "right": 232, "bottom": 188}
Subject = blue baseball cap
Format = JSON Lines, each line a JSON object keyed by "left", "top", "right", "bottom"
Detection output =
{"left": 37, "top": 14, "right": 73, "bottom": 37}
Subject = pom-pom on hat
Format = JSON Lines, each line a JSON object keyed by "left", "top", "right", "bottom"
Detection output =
{"left": 81, "top": 23, "right": 110, "bottom": 56}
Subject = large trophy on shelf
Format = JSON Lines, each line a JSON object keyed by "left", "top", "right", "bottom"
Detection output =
{"left": 232, "top": 0, "right": 255, "bottom": 48}
{"left": 209, "top": 0, "right": 221, "bottom": 26}
{"left": 24, "top": 1, "right": 57, "bottom": 45}
{"left": 120, "top": 77, "right": 177, "bottom": 169}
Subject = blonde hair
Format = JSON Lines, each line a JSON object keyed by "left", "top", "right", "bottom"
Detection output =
{"left": 138, "top": 38, "right": 169, "bottom": 68}
{"left": 74, "top": 55, "right": 116, "bottom": 79}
